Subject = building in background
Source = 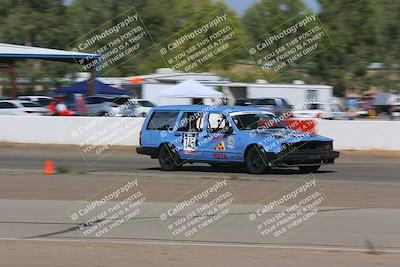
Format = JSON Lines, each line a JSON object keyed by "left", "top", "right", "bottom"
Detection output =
{"left": 76, "top": 68, "right": 334, "bottom": 107}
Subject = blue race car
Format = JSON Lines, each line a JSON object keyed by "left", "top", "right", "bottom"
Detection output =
{"left": 136, "top": 105, "right": 339, "bottom": 174}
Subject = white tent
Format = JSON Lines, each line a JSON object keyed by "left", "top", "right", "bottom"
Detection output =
{"left": 158, "top": 79, "right": 223, "bottom": 98}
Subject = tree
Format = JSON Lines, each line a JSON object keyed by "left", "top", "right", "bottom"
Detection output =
{"left": 315, "top": 0, "right": 384, "bottom": 94}
{"left": 242, "top": 0, "right": 306, "bottom": 41}
{"left": 0, "top": 0, "right": 73, "bottom": 93}
{"left": 67, "top": 0, "right": 244, "bottom": 76}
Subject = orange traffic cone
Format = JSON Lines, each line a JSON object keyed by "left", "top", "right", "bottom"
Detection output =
{"left": 44, "top": 160, "right": 55, "bottom": 175}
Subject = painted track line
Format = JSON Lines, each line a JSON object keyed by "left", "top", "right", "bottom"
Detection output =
{"left": 0, "top": 237, "right": 399, "bottom": 254}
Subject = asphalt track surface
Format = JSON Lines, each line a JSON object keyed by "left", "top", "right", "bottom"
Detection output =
{"left": 0, "top": 144, "right": 399, "bottom": 266}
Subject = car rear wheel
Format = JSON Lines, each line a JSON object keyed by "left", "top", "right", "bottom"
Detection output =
{"left": 159, "top": 145, "right": 181, "bottom": 171}
{"left": 298, "top": 165, "right": 320, "bottom": 173}
{"left": 245, "top": 146, "right": 270, "bottom": 174}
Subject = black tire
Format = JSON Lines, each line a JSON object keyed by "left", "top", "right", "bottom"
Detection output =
{"left": 298, "top": 165, "right": 320, "bottom": 173}
{"left": 158, "top": 145, "right": 181, "bottom": 171}
{"left": 245, "top": 146, "right": 270, "bottom": 174}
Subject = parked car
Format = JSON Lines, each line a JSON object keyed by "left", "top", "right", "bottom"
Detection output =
{"left": 18, "top": 96, "right": 54, "bottom": 107}
{"left": 392, "top": 96, "right": 400, "bottom": 117}
{"left": 137, "top": 105, "right": 339, "bottom": 174}
{"left": 0, "top": 100, "right": 47, "bottom": 115}
{"left": 235, "top": 97, "right": 292, "bottom": 117}
{"left": 85, "top": 95, "right": 138, "bottom": 117}
{"left": 235, "top": 98, "right": 254, "bottom": 106}
{"left": 128, "top": 99, "right": 156, "bottom": 116}
{"left": 293, "top": 102, "right": 348, "bottom": 120}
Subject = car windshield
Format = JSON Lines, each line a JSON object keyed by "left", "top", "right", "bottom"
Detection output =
{"left": 21, "top": 102, "right": 42, "bottom": 107}
{"left": 112, "top": 97, "right": 131, "bottom": 105}
{"left": 230, "top": 111, "right": 286, "bottom": 130}
{"left": 138, "top": 100, "right": 155, "bottom": 107}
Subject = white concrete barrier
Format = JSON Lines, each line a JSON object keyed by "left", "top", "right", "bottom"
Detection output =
{"left": 316, "top": 120, "right": 400, "bottom": 150}
{"left": 0, "top": 116, "right": 399, "bottom": 150}
{"left": 0, "top": 116, "right": 145, "bottom": 146}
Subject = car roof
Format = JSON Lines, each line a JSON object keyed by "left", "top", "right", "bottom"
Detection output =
{"left": 151, "top": 105, "right": 274, "bottom": 114}
{"left": 0, "top": 100, "right": 33, "bottom": 103}
{"left": 18, "top": 96, "right": 53, "bottom": 99}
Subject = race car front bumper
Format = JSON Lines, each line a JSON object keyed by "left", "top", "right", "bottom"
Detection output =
{"left": 272, "top": 150, "right": 340, "bottom": 167}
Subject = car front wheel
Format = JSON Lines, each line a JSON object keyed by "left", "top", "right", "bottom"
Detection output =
{"left": 245, "top": 146, "right": 270, "bottom": 174}
{"left": 159, "top": 145, "right": 181, "bottom": 171}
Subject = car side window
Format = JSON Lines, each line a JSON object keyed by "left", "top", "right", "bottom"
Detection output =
{"left": 86, "top": 97, "right": 105, "bottom": 104}
{"left": 0, "top": 102, "right": 17, "bottom": 109}
{"left": 38, "top": 98, "right": 52, "bottom": 106}
{"left": 207, "top": 113, "right": 232, "bottom": 133}
{"left": 147, "top": 111, "right": 179, "bottom": 130}
{"left": 85, "top": 97, "right": 95, "bottom": 104}
{"left": 177, "top": 112, "right": 204, "bottom": 132}
{"left": 95, "top": 97, "right": 107, "bottom": 104}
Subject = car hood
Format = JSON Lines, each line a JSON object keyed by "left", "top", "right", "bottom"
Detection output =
{"left": 248, "top": 128, "right": 333, "bottom": 143}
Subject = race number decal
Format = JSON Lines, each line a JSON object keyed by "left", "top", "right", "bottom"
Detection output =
{"left": 183, "top": 133, "right": 197, "bottom": 152}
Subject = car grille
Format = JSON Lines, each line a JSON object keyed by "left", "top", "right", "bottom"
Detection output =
{"left": 282, "top": 141, "right": 333, "bottom": 152}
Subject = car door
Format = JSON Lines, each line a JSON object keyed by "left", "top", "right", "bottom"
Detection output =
{"left": 196, "top": 112, "right": 239, "bottom": 162}
{"left": 174, "top": 111, "right": 205, "bottom": 161}
{"left": 0, "top": 102, "right": 18, "bottom": 115}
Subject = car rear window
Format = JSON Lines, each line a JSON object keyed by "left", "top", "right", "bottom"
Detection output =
{"left": 146, "top": 111, "right": 179, "bottom": 130}
{"left": 21, "top": 102, "right": 42, "bottom": 107}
